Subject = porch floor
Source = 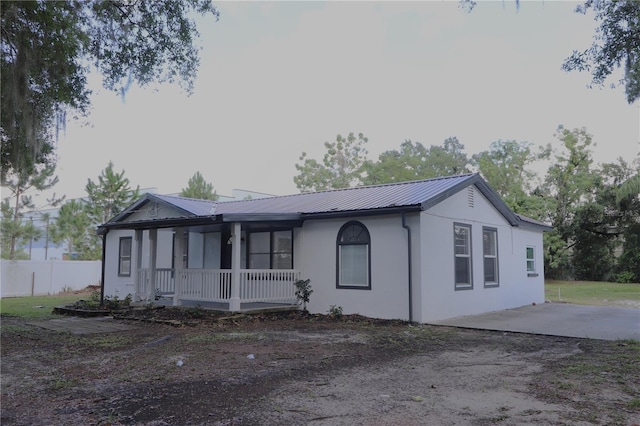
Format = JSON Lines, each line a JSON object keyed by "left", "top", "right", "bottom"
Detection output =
{"left": 140, "top": 298, "right": 300, "bottom": 314}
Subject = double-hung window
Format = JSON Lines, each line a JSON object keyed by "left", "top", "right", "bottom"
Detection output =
{"left": 336, "top": 221, "right": 371, "bottom": 289}
{"left": 526, "top": 246, "right": 536, "bottom": 275}
{"left": 454, "top": 223, "right": 472, "bottom": 290}
{"left": 118, "top": 237, "right": 132, "bottom": 277}
{"left": 483, "top": 227, "right": 499, "bottom": 287}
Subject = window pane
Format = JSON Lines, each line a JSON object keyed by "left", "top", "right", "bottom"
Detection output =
{"left": 249, "top": 253, "right": 270, "bottom": 269}
{"left": 483, "top": 230, "right": 496, "bottom": 256}
{"left": 273, "top": 231, "right": 292, "bottom": 253}
{"left": 272, "top": 253, "right": 292, "bottom": 269}
{"left": 250, "top": 232, "right": 270, "bottom": 253}
{"left": 340, "top": 224, "right": 368, "bottom": 244}
{"left": 455, "top": 257, "right": 470, "bottom": 285}
{"left": 526, "top": 247, "right": 534, "bottom": 260}
{"left": 120, "top": 259, "right": 131, "bottom": 276}
{"left": 527, "top": 260, "right": 535, "bottom": 272}
{"left": 484, "top": 258, "right": 496, "bottom": 282}
{"left": 340, "top": 245, "right": 368, "bottom": 286}
{"left": 454, "top": 226, "right": 469, "bottom": 255}
{"left": 120, "top": 238, "right": 131, "bottom": 256}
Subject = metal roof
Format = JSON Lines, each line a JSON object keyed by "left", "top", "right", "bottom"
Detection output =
{"left": 213, "top": 174, "right": 476, "bottom": 215}
{"left": 99, "top": 173, "right": 552, "bottom": 232}
{"left": 152, "top": 194, "right": 216, "bottom": 216}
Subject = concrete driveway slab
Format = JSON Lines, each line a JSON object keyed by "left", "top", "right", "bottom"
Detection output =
{"left": 430, "top": 303, "right": 640, "bottom": 341}
{"left": 27, "top": 316, "right": 134, "bottom": 335}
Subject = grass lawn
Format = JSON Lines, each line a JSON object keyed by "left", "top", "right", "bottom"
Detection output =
{"left": 545, "top": 280, "right": 640, "bottom": 307}
{"left": 0, "top": 293, "right": 88, "bottom": 319}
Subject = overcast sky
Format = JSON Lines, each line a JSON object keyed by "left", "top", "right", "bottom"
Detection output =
{"left": 40, "top": 1, "right": 639, "bottom": 205}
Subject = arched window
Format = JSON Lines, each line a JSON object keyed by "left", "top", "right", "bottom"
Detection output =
{"left": 336, "top": 221, "right": 371, "bottom": 289}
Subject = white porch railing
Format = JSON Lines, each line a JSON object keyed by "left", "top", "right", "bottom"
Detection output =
{"left": 137, "top": 268, "right": 174, "bottom": 299}
{"left": 239, "top": 269, "right": 300, "bottom": 303}
{"left": 179, "top": 269, "right": 232, "bottom": 303}
{"left": 155, "top": 269, "right": 174, "bottom": 294}
{"left": 137, "top": 268, "right": 299, "bottom": 305}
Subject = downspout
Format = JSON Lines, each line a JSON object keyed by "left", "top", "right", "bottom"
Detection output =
{"left": 401, "top": 212, "right": 413, "bottom": 323}
{"left": 100, "top": 230, "right": 108, "bottom": 307}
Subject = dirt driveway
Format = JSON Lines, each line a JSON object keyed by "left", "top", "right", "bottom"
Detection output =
{"left": 1, "top": 308, "right": 639, "bottom": 425}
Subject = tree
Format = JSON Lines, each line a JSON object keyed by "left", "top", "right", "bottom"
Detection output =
{"left": 1, "top": 1, "right": 219, "bottom": 184}
{"left": 181, "top": 171, "right": 218, "bottom": 200}
{"left": 571, "top": 158, "right": 639, "bottom": 281}
{"left": 472, "top": 140, "right": 547, "bottom": 216}
{"left": 85, "top": 162, "right": 140, "bottom": 226}
{"left": 0, "top": 163, "right": 63, "bottom": 259}
{"left": 430, "top": 137, "right": 471, "bottom": 176}
{"left": 294, "top": 132, "right": 369, "bottom": 192}
{"left": 49, "top": 200, "right": 92, "bottom": 259}
{"left": 363, "top": 140, "right": 430, "bottom": 185}
{"left": 562, "top": 0, "right": 640, "bottom": 104}
{"left": 362, "top": 137, "right": 471, "bottom": 185}
{"left": 1, "top": 201, "right": 39, "bottom": 260}
{"left": 83, "top": 162, "right": 140, "bottom": 259}
{"left": 542, "top": 126, "right": 599, "bottom": 279}
{"left": 617, "top": 173, "right": 640, "bottom": 204}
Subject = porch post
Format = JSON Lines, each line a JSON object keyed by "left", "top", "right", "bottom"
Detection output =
{"left": 148, "top": 229, "right": 158, "bottom": 301}
{"left": 229, "top": 222, "right": 241, "bottom": 311}
{"left": 173, "top": 228, "right": 184, "bottom": 306}
{"left": 134, "top": 230, "right": 143, "bottom": 301}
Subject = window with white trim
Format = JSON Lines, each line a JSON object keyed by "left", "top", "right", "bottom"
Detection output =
{"left": 336, "top": 221, "right": 371, "bottom": 289}
{"left": 454, "top": 223, "right": 472, "bottom": 290}
{"left": 483, "top": 227, "right": 498, "bottom": 287}
{"left": 526, "top": 246, "right": 536, "bottom": 273}
{"left": 118, "top": 237, "right": 132, "bottom": 277}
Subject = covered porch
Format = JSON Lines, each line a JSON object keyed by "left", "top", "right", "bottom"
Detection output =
{"left": 136, "top": 267, "right": 300, "bottom": 311}
{"left": 124, "top": 218, "right": 301, "bottom": 312}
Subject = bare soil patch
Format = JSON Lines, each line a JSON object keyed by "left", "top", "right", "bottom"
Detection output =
{"left": 1, "top": 308, "right": 639, "bottom": 425}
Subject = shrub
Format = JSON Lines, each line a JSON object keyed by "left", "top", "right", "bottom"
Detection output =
{"left": 328, "top": 305, "right": 343, "bottom": 319}
{"left": 294, "top": 278, "right": 313, "bottom": 311}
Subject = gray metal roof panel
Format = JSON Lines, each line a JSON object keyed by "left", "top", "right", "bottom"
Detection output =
{"left": 152, "top": 194, "right": 216, "bottom": 216}
{"left": 213, "top": 174, "right": 476, "bottom": 215}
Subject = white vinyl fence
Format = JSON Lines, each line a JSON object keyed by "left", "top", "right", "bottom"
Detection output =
{"left": 0, "top": 260, "right": 102, "bottom": 298}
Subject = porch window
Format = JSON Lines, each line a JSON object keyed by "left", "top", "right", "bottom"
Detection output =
{"left": 454, "top": 223, "right": 472, "bottom": 290}
{"left": 248, "top": 230, "right": 293, "bottom": 269}
{"left": 272, "top": 230, "right": 293, "bottom": 269}
{"left": 171, "top": 231, "right": 189, "bottom": 270}
{"left": 483, "top": 227, "right": 498, "bottom": 287}
{"left": 118, "top": 237, "right": 132, "bottom": 277}
{"left": 336, "top": 221, "right": 371, "bottom": 289}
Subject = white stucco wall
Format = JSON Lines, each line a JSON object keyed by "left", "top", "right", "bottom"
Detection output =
{"left": 103, "top": 228, "right": 175, "bottom": 298}
{"left": 104, "top": 229, "right": 137, "bottom": 298}
{"left": 296, "top": 214, "right": 418, "bottom": 321}
{"left": 419, "top": 185, "right": 545, "bottom": 322}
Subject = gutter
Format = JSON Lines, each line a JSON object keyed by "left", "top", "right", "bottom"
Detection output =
{"left": 100, "top": 230, "right": 107, "bottom": 306}
{"left": 401, "top": 212, "right": 413, "bottom": 323}
{"left": 304, "top": 205, "right": 422, "bottom": 221}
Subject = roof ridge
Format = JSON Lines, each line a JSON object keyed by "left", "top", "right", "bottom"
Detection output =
{"left": 154, "top": 193, "right": 216, "bottom": 203}
{"left": 216, "top": 173, "right": 477, "bottom": 206}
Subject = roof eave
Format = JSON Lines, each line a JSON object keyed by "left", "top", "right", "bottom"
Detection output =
{"left": 220, "top": 213, "right": 302, "bottom": 222}
{"left": 97, "top": 215, "right": 222, "bottom": 234}
{"left": 301, "top": 205, "right": 422, "bottom": 220}
{"left": 518, "top": 220, "right": 554, "bottom": 232}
